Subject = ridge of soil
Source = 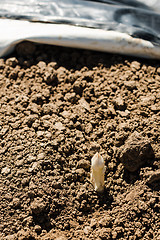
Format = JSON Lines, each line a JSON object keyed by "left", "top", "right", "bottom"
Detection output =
{"left": 0, "top": 42, "right": 160, "bottom": 240}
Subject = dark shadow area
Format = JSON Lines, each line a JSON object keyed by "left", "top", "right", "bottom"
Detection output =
{"left": 8, "top": 41, "right": 158, "bottom": 74}
{"left": 85, "top": 0, "right": 152, "bottom": 10}
{"left": 96, "top": 187, "right": 113, "bottom": 209}
{"left": 32, "top": 213, "right": 53, "bottom": 231}
{"left": 147, "top": 181, "right": 160, "bottom": 192}
{"left": 122, "top": 158, "right": 157, "bottom": 185}
{"left": 123, "top": 169, "right": 141, "bottom": 184}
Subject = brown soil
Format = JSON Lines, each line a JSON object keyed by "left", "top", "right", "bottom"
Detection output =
{"left": 0, "top": 42, "right": 160, "bottom": 240}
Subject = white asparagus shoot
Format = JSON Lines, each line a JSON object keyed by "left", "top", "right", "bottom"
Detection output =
{"left": 91, "top": 152, "right": 106, "bottom": 192}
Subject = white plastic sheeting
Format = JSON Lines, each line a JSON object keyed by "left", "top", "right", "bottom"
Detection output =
{"left": 1, "top": 19, "right": 160, "bottom": 58}
{"left": 1, "top": 0, "right": 160, "bottom": 58}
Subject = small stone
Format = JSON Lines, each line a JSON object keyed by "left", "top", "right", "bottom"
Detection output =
{"left": 1, "top": 167, "right": 11, "bottom": 175}
{"left": 4, "top": 193, "right": 13, "bottom": 201}
{"left": 76, "top": 130, "right": 84, "bottom": 139}
{"left": 140, "top": 95, "right": 155, "bottom": 106}
{"left": 99, "top": 228, "right": 111, "bottom": 239}
{"left": 112, "top": 231, "right": 117, "bottom": 239}
{"left": 15, "top": 159, "right": 24, "bottom": 167}
{"left": 76, "top": 168, "right": 85, "bottom": 176}
{"left": 34, "top": 225, "right": 42, "bottom": 233}
{"left": 0, "top": 126, "right": 9, "bottom": 137}
{"left": 117, "top": 109, "right": 130, "bottom": 117}
{"left": 84, "top": 226, "right": 91, "bottom": 235}
{"left": 6, "top": 57, "right": 18, "bottom": 67}
{"left": 45, "top": 131, "right": 52, "bottom": 138}
{"left": 25, "top": 114, "right": 37, "bottom": 127}
{"left": 42, "top": 103, "right": 57, "bottom": 115}
{"left": 130, "top": 61, "right": 140, "bottom": 70}
{"left": 21, "top": 177, "right": 30, "bottom": 186}
{"left": 37, "top": 153, "right": 45, "bottom": 160}
{"left": 16, "top": 169, "right": 26, "bottom": 176}
{"left": 52, "top": 180, "right": 62, "bottom": 189}
{"left": 150, "top": 104, "right": 160, "bottom": 113}
{"left": 73, "top": 80, "right": 86, "bottom": 94}
{"left": 28, "top": 162, "right": 39, "bottom": 173}
{"left": 157, "top": 67, "right": 160, "bottom": 74}
{"left": 107, "top": 105, "right": 116, "bottom": 116}
{"left": 27, "top": 155, "right": 36, "bottom": 163}
{"left": 65, "top": 92, "right": 76, "bottom": 103}
{"left": 37, "top": 131, "right": 45, "bottom": 138}
{"left": 99, "top": 216, "right": 112, "bottom": 227}
{"left": 3, "top": 234, "right": 16, "bottom": 240}
{"left": 53, "top": 122, "right": 65, "bottom": 131}
{"left": 90, "top": 142, "right": 100, "bottom": 152}
{"left": 124, "top": 80, "right": 137, "bottom": 90}
{"left": 37, "top": 61, "right": 46, "bottom": 69}
{"left": 79, "top": 97, "right": 90, "bottom": 111}
{"left": 48, "top": 61, "right": 58, "bottom": 69}
{"left": 113, "top": 97, "right": 126, "bottom": 111}
{"left": 85, "top": 122, "right": 93, "bottom": 134}
{"left": 61, "top": 111, "right": 71, "bottom": 118}
{"left": 22, "top": 216, "right": 33, "bottom": 226}
{"left": 42, "top": 89, "right": 50, "bottom": 98}
{"left": 42, "top": 120, "right": 51, "bottom": 128}
{"left": 44, "top": 70, "right": 58, "bottom": 84}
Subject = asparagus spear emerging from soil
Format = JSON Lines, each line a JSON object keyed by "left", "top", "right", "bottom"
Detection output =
{"left": 91, "top": 152, "right": 106, "bottom": 192}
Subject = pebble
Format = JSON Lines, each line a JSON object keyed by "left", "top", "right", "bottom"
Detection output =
{"left": 83, "top": 226, "right": 91, "bottom": 235}
{"left": 124, "top": 80, "right": 137, "bottom": 90}
{"left": 1, "top": 167, "right": 11, "bottom": 175}
{"left": 117, "top": 109, "right": 130, "bottom": 117}
{"left": 130, "top": 61, "right": 141, "bottom": 70}
{"left": 61, "top": 110, "right": 71, "bottom": 118}
{"left": 37, "top": 61, "right": 46, "bottom": 69}
{"left": 28, "top": 162, "right": 39, "bottom": 173}
{"left": 79, "top": 97, "right": 90, "bottom": 111}
{"left": 34, "top": 225, "right": 42, "bottom": 233}
{"left": 0, "top": 126, "right": 9, "bottom": 137}
{"left": 37, "top": 153, "right": 45, "bottom": 160}
{"left": 37, "top": 131, "right": 45, "bottom": 138}
{"left": 15, "top": 159, "right": 24, "bottom": 167}
{"left": 53, "top": 122, "right": 65, "bottom": 131}
{"left": 27, "top": 155, "right": 36, "bottom": 163}
{"left": 113, "top": 96, "right": 126, "bottom": 111}
{"left": 64, "top": 92, "right": 76, "bottom": 103}
{"left": 6, "top": 57, "right": 18, "bottom": 67}
{"left": 85, "top": 122, "right": 93, "bottom": 134}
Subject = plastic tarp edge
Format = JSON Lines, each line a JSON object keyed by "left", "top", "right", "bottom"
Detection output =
{"left": 1, "top": 19, "right": 160, "bottom": 59}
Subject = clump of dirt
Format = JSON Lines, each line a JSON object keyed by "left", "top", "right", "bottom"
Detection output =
{"left": 0, "top": 42, "right": 160, "bottom": 240}
{"left": 118, "top": 131, "right": 155, "bottom": 172}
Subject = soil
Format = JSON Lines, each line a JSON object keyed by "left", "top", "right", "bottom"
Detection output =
{"left": 0, "top": 42, "right": 160, "bottom": 240}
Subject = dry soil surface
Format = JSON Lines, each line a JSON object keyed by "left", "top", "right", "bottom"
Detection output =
{"left": 0, "top": 42, "right": 160, "bottom": 240}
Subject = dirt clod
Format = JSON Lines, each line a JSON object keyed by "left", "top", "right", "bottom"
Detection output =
{"left": 118, "top": 132, "right": 155, "bottom": 172}
{"left": 0, "top": 43, "right": 160, "bottom": 239}
{"left": 30, "top": 198, "right": 47, "bottom": 215}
